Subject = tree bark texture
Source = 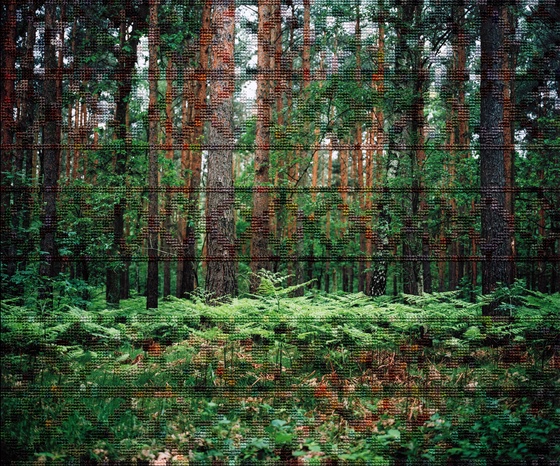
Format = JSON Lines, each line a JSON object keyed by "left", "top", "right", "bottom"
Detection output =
{"left": 163, "top": 56, "right": 175, "bottom": 298}
{"left": 107, "top": 12, "right": 140, "bottom": 306}
{"left": 250, "top": 0, "right": 272, "bottom": 292}
{"left": 205, "top": 0, "right": 238, "bottom": 302}
{"left": 1, "top": 0, "right": 18, "bottom": 279}
{"left": 14, "top": 2, "right": 37, "bottom": 279}
{"left": 146, "top": 0, "right": 160, "bottom": 309}
{"left": 178, "top": 0, "right": 211, "bottom": 297}
{"left": 480, "top": 1, "right": 514, "bottom": 312}
{"left": 39, "top": 3, "right": 62, "bottom": 283}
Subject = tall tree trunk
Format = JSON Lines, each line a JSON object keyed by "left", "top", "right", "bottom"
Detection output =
{"left": 250, "top": 0, "right": 272, "bottom": 292}
{"left": 289, "top": 0, "right": 311, "bottom": 296}
{"left": 271, "top": 0, "right": 284, "bottom": 271}
{"left": 325, "top": 134, "right": 333, "bottom": 293}
{"left": 179, "top": 0, "right": 211, "bottom": 297}
{"left": 414, "top": 36, "right": 431, "bottom": 294}
{"left": 176, "top": 78, "right": 189, "bottom": 296}
{"left": 39, "top": 2, "right": 62, "bottom": 298}
{"left": 286, "top": 3, "right": 303, "bottom": 296}
{"left": 205, "top": 0, "right": 237, "bottom": 301}
{"left": 340, "top": 143, "right": 350, "bottom": 292}
{"left": 480, "top": 1, "right": 513, "bottom": 314}
{"left": 1, "top": 0, "right": 17, "bottom": 280}
{"left": 369, "top": 6, "right": 387, "bottom": 297}
{"left": 14, "top": 2, "right": 37, "bottom": 281}
{"left": 163, "top": 56, "right": 174, "bottom": 298}
{"left": 502, "top": 6, "right": 517, "bottom": 285}
{"left": 146, "top": 0, "right": 160, "bottom": 309}
{"left": 106, "top": 11, "right": 140, "bottom": 306}
{"left": 395, "top": 0, "right": 419, "bottom": 296}
{"left": 456, "top": 4, "right": 470, "bottom": 293}
{"left": 354, "top": 3, "right": 366, "bottom": 293}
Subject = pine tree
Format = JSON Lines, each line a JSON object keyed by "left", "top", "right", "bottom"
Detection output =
{"left": 480, "top": 0, "right": 515, "bottom": 313}
{"left": 250, "top": 0, "right": 272, "bottom": 292}
{"left": 205, "top": 0, "right": 238, "bottom": 301}
{"left": 146, "top": 0, "right": 160, "bottom": 309}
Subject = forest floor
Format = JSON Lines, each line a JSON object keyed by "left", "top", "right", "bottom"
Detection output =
{"left": 1, "top": 281, "right": 560, "bottom": 465}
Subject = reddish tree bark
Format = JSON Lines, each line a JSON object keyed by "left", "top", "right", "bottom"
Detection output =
{"left": 146, "top": 0, "right": 160, "bottom": 309}
{"left": 178, "top": 0, "right": 211, "bottom": 297}
{"left": 205, "top": 0, "right": 238, "bottom": 301}
{"left": 250, "top": 0, "right": 272, "bottom": 292}
{"left": 163, "top": 55, "right": 175, "bottom": 298}
{"left": 1, "top": 0, "right": 18, "bottom": 279}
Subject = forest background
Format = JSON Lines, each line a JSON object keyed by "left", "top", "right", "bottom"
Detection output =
{"left": 1, "top": 0, "right": 559, "bottom": 307}
{"left": 1, "top": 0, "right": 560, "bottom": 464}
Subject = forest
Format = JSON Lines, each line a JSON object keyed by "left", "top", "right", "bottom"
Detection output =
{"left": 1, "top": 0, "right": 560, "bottom": 464}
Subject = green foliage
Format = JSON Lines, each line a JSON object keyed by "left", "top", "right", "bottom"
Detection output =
{"left": 2, "top": 285, "right": 559, "bottom": 463}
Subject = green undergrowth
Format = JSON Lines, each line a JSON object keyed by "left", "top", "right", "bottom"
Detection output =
{"left": 1, "top": 278, "right": 559, "bottom": 465}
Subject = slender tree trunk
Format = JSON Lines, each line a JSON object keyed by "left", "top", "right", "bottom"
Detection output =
{"left": 340, "top": 143, "right": 349, "bottom": 292}
{"left": 39, "top": 3, "right": 62, "bottom": 298}
{"left": 414, "top": 39, "right": 431, "bottom": 294}
{"left": 163, "top": 56, "right": 174, "bottom": 298}
{"left": 354, "top": 4, "right": 366, "bottom": 293}
{"left": 250, "top": 0, "right": 272, "bottom": 292}
{"left": 286, "top": 3, "right": 304, "bottom": 295}
{"left": 290, "top": 0, "right": 311, "bottom": 296}
{"left": 106, "top": 12, "right": 140, "bottom": 306}
{"left": 176, "top": 79, "right": 189, "bottom": 296}
{"left": 502, "top": 6, "right": 517, "bottom": 285}
{"left": 205, "top": 0, "right": 237, "bottom": 301}
{"left": 1, "top": 0, "right": 17, "bottom": 280}
{"left": 480, "top": 1, "right": 513, "bottom": 314}
{"left": 447, "top": 3, "right": 470, "bottom": 292}
{"left": 179, "top": 1, "right": 211, "bottom": 297}
{"left": 270, "top": 0, "right": 283, "bottom": 270}
{"left": 146, "top": 0, "right": 160, "bottom": 309}
{"left": 457, "top": 5, "right": 470, "bottom": 293}
{"left": 395, "top": 0, "right": 419, "bottom": 295}
{"left": 15, "top": 2, "right": 36, "bottom": 279}
{"left": 369, "top": 8, "right": 387, "bottom": 297}
{"left": 365, "top": 126, "right": 374, "bottom": 294}
{"left": 325, "top": 136, "right": 333, "bottom": 293}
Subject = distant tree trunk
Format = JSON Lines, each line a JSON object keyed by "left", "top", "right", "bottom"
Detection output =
{"left": 286, "top": 3, "right": 304, "bottom": 296}
{"left": 15, "top": 2, "right": 36, "bottom": 279}
{"left": 175, "top": 78, "right": 189, "bottom": 296}
{"left": 480, "top": 0, "right": 514, "bottom": 314}
{"left": 178, "top": 1, "right": 210, "bottom": 298}
{"left": 324, "top": 136, "right": 333, "bottom": 293}
{"left": 340, "top": 143, "right": 350, "bottom": 292}
{"left": 39, "top": 2, "right": 62, "bottom": 296}
{"left": 453, "top": 3, "right": 470, "bottom": 292}
{"left": 368, "top": 7, "right": 387, "bottom": 297}
{"left": 354, "top": 4, "right": 366, "bottom": 293}
{"left": 1, "top": 0, "right": 18, "bottom": 280}
{"left": 289, "top": 0, "right": 311, "bottom": 296}
{"left": 106, "top": 12, "right": 140, "bottom": 306}
{"left": 163, "top": 55, "right": 174, "bottom": 298}
{"left": 270, "top": 0, "right": 284, "bottom": 269}
{"left": 205, "top": 0, "right": 237, "bottom": 301}
{"left": 414, "top": 38, "right": 431, "bottom": 294}
{"left": 250, "top": 0, "right": 272, "bottom": 292}
{"left": 365, "top": 126, "right": 374, "bottom": 294}
{"left": 395, "top": 0, "right": 419, "bottom": 296}
{"left": 146, "top": 0, "right": 160, "bottom": 309}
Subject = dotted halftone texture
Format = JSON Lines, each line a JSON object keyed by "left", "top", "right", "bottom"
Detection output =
{"left": 1, "top": 0, "right": 560, "bottom": 463}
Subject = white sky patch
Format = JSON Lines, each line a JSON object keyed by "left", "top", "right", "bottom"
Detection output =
{"left": 241, "top": 81, "right": 257, "bottom": 102}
